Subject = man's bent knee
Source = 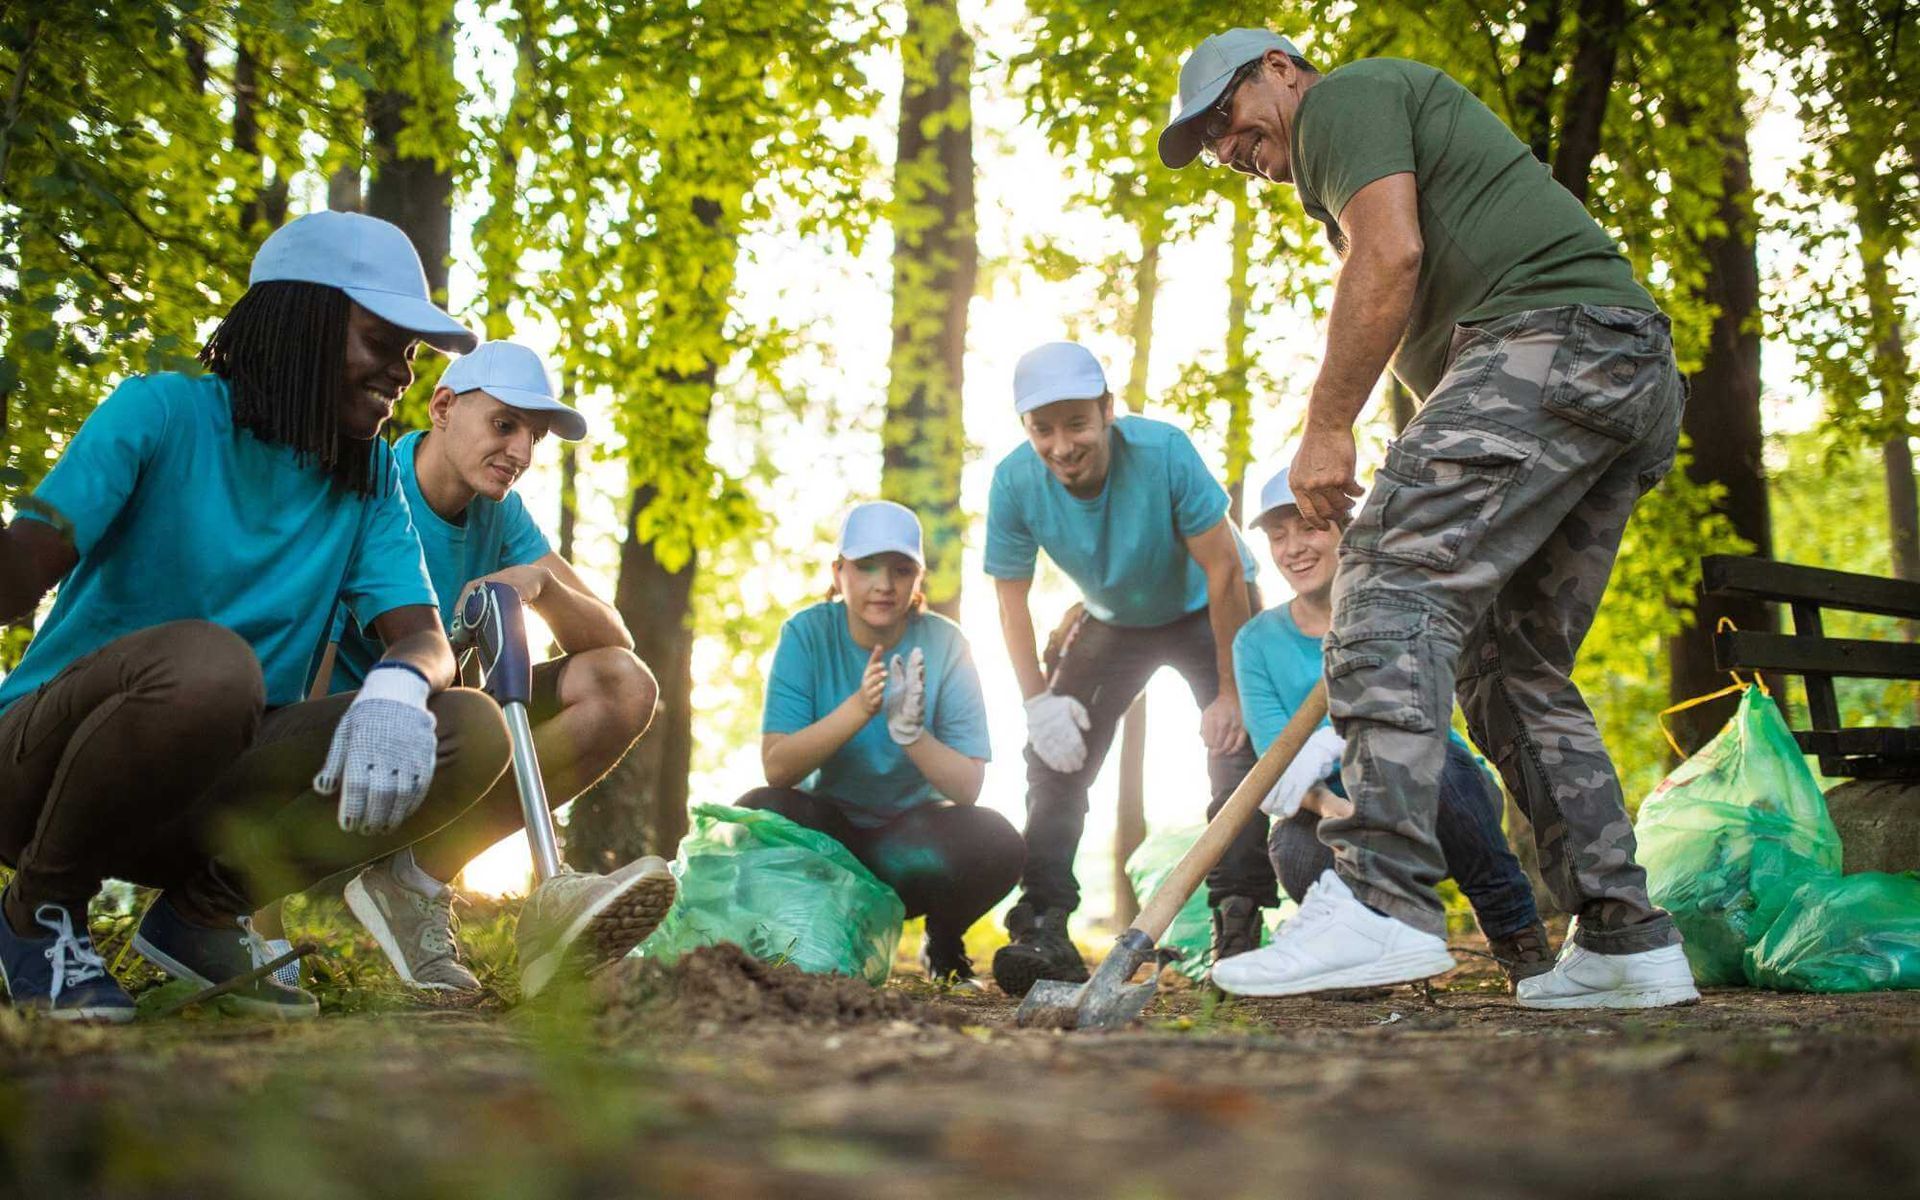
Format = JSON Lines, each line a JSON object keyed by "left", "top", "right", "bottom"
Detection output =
{"left": 564, "top": 647, "right": 658, "bottom": 746}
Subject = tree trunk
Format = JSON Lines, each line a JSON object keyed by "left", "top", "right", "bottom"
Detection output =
{"left": 1553, "top": 0, "right": 1627, "bottom": 203}
{"left": 327, "top": 166, "right": 362, "bottom": 212}
{"left": 1667, "top": 78, "right": 1776, "bottom": 753}
{"left": 568, "top": 198, "right": 734, "bottom": 868}
{"left": 364, "top": 14, "right": 456, "bottom": 302}
{"left": 558, "top": 440, "right": 580, "bottom": 563}
{"left": 1112, "top": 216, "right": 1164, "bottom": 925}
{"left": 880, "top": 0, "right": 976, "bottom": 619}
{"left": 567, "top": 485, "right": 697, "bottom": 868}
{"left": 1224, "top": 186, "right": 1255, "bottom": 523}
{"left": 1512, "top": 0, "right": 1564, "bottom": 164}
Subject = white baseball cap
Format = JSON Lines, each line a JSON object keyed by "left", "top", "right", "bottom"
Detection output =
{"left": 837, "top": 501, "right": 925, "bottom": 567}
{"left": 438, "top": 341, "right": 587, "bottom": 441}
{"left": 1247, "top": 466, "right": 1298, "bottom": 528}
{"left": 249, "top": 211, "right": 478, "bottom": 353}
{"left": 1013, "top": 341, "right": 1109, "bottom": 416}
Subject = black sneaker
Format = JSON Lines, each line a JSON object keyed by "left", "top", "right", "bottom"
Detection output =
{"left": 1210, "top": 895, "right": 1263, "bottom": 965}
{"left": 920, "top": 923, "right": 982, "bottom": 992}
{"left": 990, "top": 902, "right": 1088, "bottom": 998}
{"left": 132, "top": 896, "right": 318, "bottom": 1020}
{"left": 1488, "top": 921, "right": 1556, "bottom": 990}
{"left": 0, "top": 896, "right": 136, "bottom": 1023}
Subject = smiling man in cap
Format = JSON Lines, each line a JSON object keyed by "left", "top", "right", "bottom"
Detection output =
{"left": 296, "top": 340, "right": 674, "bottom": 999}
{"left": 0, "top": 210, "right": 511, "bottom": 1020}
{"left": 1161, "top": 32, "right": 1697, "bottom": 1009}
{"left": 984, "top": 341, "right": 1272, "bottom": 997}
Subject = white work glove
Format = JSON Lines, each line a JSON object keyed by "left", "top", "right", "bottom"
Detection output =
{"left": 1262, "top": 726, "right": 1346, "bottom": 819}
{"left": 1024, "top": 690, "right": 1091, "bottom": 774}
{"left": 885, "top": 646, "right": 927, "bottom": 746}
{"left": 313, "top": 663, "right": 438, "bottom": 835}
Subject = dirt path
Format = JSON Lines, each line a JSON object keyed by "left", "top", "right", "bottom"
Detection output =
{"left": 3, "top": 948, "right": 1916, "bottom": 1198}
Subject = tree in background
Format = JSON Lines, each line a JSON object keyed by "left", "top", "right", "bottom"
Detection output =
{"left": 881, "top": 0, "right": 976, "bottom": 618}
{"left": 468, "top": 0, "right": 885, "bottom": 868}
{"left": 1772, "top": 1, "right": 1919, "bottom": 599}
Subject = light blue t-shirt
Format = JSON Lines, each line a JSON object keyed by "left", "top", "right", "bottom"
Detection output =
{"left": 1233, "top": 603, "right": 1473, "bottom": 788}
{"left": 984, "top": 416, "right": 1257, "bottom": 628}
{"left": 762, "top": 601, "right": 992, "bottom": 826}
{"left": 0, "top": 373, "right": 434, "bottom": 712}
{"left": 329, "top": 430, "right": 551, "bottom": 691}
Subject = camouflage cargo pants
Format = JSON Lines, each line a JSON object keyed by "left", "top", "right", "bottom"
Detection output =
{"left": 1319, "top": 304, "right": 1684, "bottom": 954}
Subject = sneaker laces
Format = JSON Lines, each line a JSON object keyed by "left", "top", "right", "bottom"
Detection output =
{"left": 1274, "top": 878, "right": 1343, "bottom": 941}
{"left": 35, "top": 904, "right": 108, "bottom": 1005}
{"left": 414, "top": 889, "right": 461, "bottom": 960}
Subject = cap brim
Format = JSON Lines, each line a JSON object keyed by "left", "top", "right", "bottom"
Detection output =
{"left": 343, "top": 286, "right": 479, "bottom": 354}
{"left": 1014, "top": 382, "right": 1108, "bottom": 416}
{"left": 1246, "top": 499, "right": 1298, "bottom": 529}
{"left": 480, "top": 383, "right": 588, "bottom": 442}
{"left": 838, "top": 539, "right": 925, "bottom": 568}
{"left": 1158, "top": 66, "right": 1238, "bottom": 169}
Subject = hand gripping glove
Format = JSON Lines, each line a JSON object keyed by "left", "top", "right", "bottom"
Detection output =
{"left": 1024, "top": 690, "right": 1091, "bottom": 775}
{"left": 885, "top": 646, "right": 927, "bottom": 746}
{"left": 1261, "top": 725, "right": 1346, "bottom": 819}
{"left": 314, "top": 663, "right": 439, "bottom": 835}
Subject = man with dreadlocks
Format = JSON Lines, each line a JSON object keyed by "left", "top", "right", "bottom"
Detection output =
{"left": 0, "top": 211, "right": 516, "bottom": 1020}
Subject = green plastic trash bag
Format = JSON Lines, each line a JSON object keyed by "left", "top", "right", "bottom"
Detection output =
{"left": 1744, "top": 872, "right": 1920, "bottom": 992}
{"left": 637, "top": 803, "right": 904, "bottom": 986}
{"left": 1123, "top": 826, "right": 1272, "bottom": 981}
{"left": 1635, "top": 687, "right": 1842, "bottom": 985}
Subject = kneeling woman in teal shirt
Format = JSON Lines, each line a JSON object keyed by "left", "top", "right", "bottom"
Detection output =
{"left": 743, "top": 502, "right": 1023, "bottom": 987}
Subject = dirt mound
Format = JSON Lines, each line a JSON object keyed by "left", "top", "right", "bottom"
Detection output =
{"left": 592, "top": 943, "right": 963, "bottom": 1033}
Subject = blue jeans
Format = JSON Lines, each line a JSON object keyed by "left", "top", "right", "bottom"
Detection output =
{"left": 1268, "top": 740, "right": 1538, "bottom": 940}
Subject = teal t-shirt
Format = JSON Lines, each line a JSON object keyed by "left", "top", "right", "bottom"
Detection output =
{"left": 1291, "top": 58, "right": 1655, "bottom": 399}
{"left": 761, "top": 601, "right": 991, "bottom": 826}
{"left": 983, "top": 416, "right": 1256, "bottom": 628}
{"left": 0, "top": 373, "right": 434, "bottom": 712}
{"left": 1233, "top": 603, "right": 1473, "bottom": 792}
{"left": 329, "top": 430, "right": 551, "bottom": 692}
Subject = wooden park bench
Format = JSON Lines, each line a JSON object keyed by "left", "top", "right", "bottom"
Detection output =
{"left": 1704, "top": 554, "right": 1920, "bottom": 781}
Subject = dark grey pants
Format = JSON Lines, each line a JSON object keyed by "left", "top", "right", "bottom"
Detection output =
{"left": 1019, "top": 598, "right": 1275, "bottom": 916}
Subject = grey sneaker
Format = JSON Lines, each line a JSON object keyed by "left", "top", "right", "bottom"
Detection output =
{"left": 343, "top": 857, "right": 481, "bottom": 993}
{"left": 515, "top": 857, "right": 676, "bottom": 999}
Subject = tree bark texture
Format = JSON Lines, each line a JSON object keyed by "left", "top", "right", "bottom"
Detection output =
{"left": 1553, "top": 0, "right": 1627, "bottom": 203}
{"left": 880, "top": 0, "right": 976, "bottom": 620}
{"left": 1512, "top": 0, "right": 1564, "bottom": 164}
{"left": 364, "top": 17, "right": 456, "bottom": 302}
{"left": 1667, "top": 87, "right": 1777, "bottom": 753}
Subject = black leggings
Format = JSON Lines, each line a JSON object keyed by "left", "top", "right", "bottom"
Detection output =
{"left": 736, "top": 787, "right": 1024, "bottom": 942}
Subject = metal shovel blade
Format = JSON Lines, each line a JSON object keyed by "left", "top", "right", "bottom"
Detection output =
{"left": 1012, "top": 928, "right": 1162, "bottom": 1031}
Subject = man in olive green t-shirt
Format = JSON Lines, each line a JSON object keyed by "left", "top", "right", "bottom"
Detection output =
{"left": 1157, "top": 29, "right": 1699, "bottom": 1011}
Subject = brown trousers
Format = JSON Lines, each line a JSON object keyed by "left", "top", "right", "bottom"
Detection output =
{"left": 0, "top": 620, "right": 510, "bottom": 917}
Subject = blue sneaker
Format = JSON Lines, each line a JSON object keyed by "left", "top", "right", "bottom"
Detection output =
{"left": 132, "top": 896, "right": 318, "bottom": 1020}
{"left": 0, "top": 898, "right": 137, "bottom": 1023}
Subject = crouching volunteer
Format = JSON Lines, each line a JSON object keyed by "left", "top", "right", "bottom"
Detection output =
{"left": 0, "top": 211, "right": 509, "bottom": 1021}
{"left": 985, "top": 341, "right": 1273, "bottom": 996}
{"left": 738, "top": 501, "right": 1021, "bottom": 989}
{"left": 1212, "top": 467, "right": 1551, "bottom": 995}
{"left": 281, "top": 340, "right": 672, "bottom": 999}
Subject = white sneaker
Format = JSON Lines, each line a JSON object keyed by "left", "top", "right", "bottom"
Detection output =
{"left": 1515, "top": 942, "right": 1700, "bottom": 1010}
{"left": 1209, "top": 870, "right": 1456, "bottom": 997}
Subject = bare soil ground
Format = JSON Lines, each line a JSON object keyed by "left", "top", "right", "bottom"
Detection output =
{"left": 3, "top": 938, "right": 1917, "bottom": 1199}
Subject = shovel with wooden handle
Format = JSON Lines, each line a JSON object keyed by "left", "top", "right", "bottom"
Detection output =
{"left": 1013, "top": 679, "right": 1330, "bottom": 1030}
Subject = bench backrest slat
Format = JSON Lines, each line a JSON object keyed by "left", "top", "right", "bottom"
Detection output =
{"left": 1702, "top": 554, "right": 1920, "bottom": 621}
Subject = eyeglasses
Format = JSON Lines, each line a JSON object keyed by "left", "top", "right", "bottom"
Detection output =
{"left": 1199, "top": 62, "right": 1261, "bottom": 166}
